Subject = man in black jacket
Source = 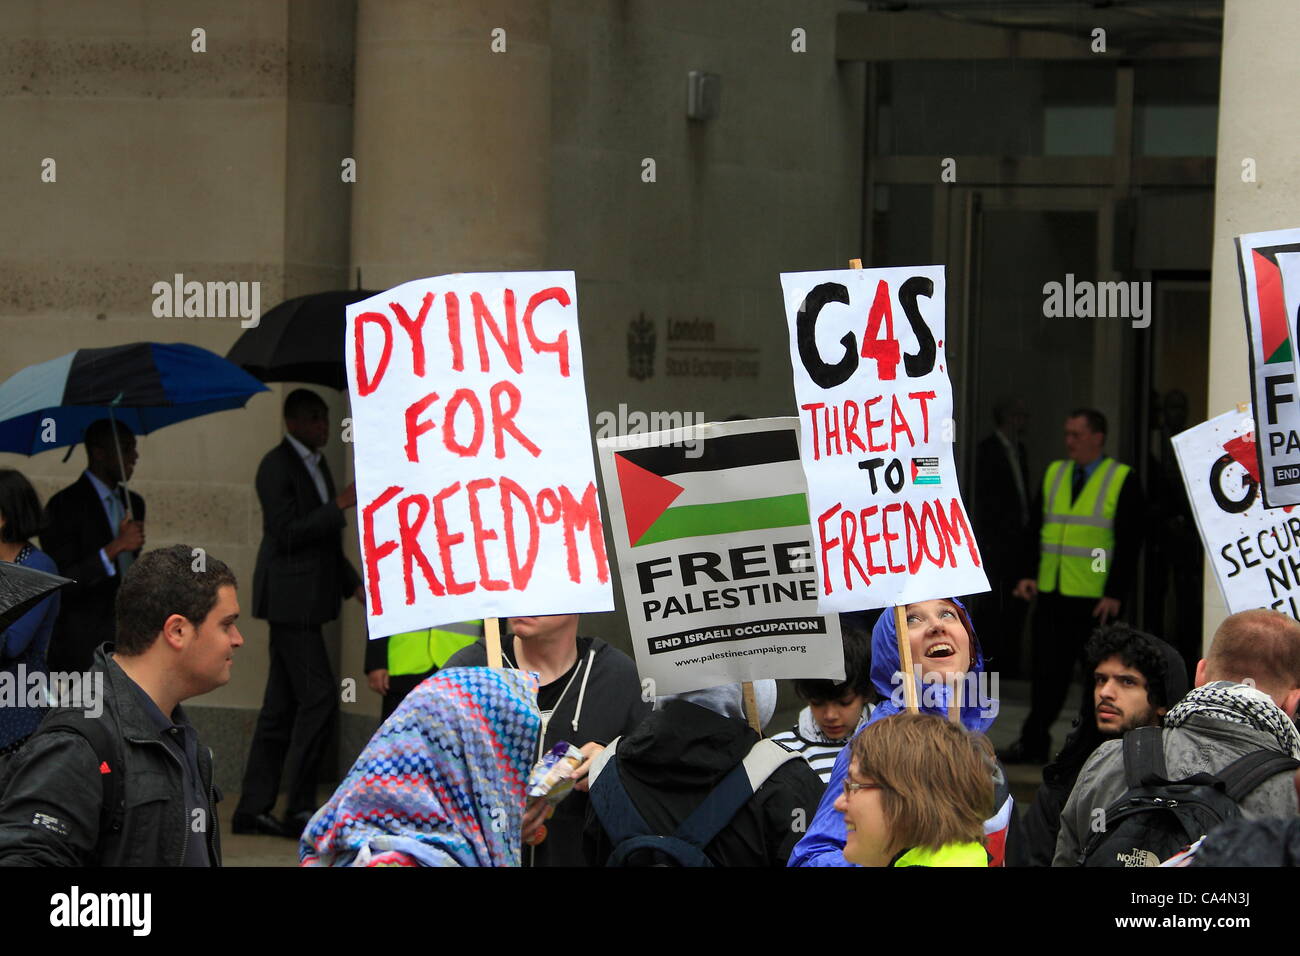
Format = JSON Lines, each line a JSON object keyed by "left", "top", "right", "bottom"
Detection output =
{"left": 971, "top": 399, "right": 1031, "bottom": 676}
{"left": 444, "top": 613, "right": 649, "bottom": 866}
{"left": 41, "top": 419, "right": 146, "bottom": 673}
{"left": 1010, "top": 624, "right": 1187, "bottom": 866}
{"left": 0, "top": 544, "right": 239, "bottom": 866}
{"left": 234, "top": 389, "right": 363, "bottom": 837}
{"left": 584, "top": 681, "right": 823, "bottom": 866}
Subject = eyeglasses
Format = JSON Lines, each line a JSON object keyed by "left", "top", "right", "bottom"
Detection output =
{"left": 843, "top": 779, "right": 885, "bottom": 799}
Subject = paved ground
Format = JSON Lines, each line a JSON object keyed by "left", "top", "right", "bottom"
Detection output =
{"left": 220, "top": 677, "right": 1079, "bottom": 866}
{"left": 220, "top": 805, "right": 305, "bottom": 867}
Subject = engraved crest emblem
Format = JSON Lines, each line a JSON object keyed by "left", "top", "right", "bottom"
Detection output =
{"left": 628, "top": 312, "right": 655, "bottom": 381}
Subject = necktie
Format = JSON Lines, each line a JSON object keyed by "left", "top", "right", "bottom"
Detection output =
{"left": 319, "top": 455, "right": 336, "bottom": 502}
{"left": 1070, "top": 466, "right": 1085, "bottom": 504}
{"left": 106, "top": 489, "right": 135, "bottom": 576}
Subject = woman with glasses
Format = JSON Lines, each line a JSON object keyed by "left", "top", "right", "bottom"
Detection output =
{"left": 834, "top": 712, "right": 994, "bottom": 867}
{"left": 789, "top": 597, "right": 1016, "bottom": 866}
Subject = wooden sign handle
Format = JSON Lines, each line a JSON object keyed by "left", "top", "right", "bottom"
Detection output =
{"left": 742, "top": 681, "right": 762, "bottom": 734}
{"left": 848, "top": 258, "right": 946, "bottom": 719}
{"left": 894, "top": 605, "right": 919, "bottom": 713}
{"left": 485, "top": 617, "right": 503, "bottom": 669}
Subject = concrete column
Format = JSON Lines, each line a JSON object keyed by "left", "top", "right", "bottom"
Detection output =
{"left": 1203, "top": 0, "right": 1300, "bottom": 649}
{"left": 349, "top": 0, "right": 552, "bottom": 289}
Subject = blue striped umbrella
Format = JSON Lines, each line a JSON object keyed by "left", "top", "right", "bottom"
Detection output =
{"left": 0, "top": 342, "right": 270, "bottom": 455}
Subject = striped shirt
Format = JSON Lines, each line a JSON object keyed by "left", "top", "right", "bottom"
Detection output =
{"left": 770, "top": 706, "right": 872, "bottom": 785}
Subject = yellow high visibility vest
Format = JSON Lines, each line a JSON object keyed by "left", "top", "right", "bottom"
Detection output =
{"left": 1037, "top": 457, "right": 1130, "bottom": 599}
{"left": 387, "top": 620, "right": 483, "bottom": 677}
{"left": 893, "top": 842, "right": 988, "bottom": 867}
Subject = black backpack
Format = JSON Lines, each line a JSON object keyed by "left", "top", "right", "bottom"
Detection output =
{"left": 1078, "top": 726, "right": 1299, "bottom": 867}
{"left": 0, "top": 709, "right": 127, "bottom": 864}
{"left": 588, "top": 737, "right": 800, "bottom": 866}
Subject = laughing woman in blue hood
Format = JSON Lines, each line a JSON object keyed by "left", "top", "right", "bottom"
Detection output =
{"left": 788, "top": 597, "right": 1016, "bottom": 867}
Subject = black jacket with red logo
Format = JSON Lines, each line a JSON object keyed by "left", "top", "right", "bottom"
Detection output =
{"left": 0, "top": 645, "right": 221, "bottom": 867}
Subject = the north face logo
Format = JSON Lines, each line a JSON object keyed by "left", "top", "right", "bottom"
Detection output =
{"left": 99, "top": 761, "right": 111, "bottom": 775}
{"left": 1115, "top": 847, "right": 1161, "bottom": 867}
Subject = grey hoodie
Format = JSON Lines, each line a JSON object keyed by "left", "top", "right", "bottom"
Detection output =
{"left": 654, "top": 680, "right": 777, "bottom": 728}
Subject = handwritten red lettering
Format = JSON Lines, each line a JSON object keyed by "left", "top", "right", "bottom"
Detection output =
{"left": 443, "top": 388, "right": 485, "bottom": 457}
{"left": 354, "top": 311, "right": 393, "bottom": 397}
{"left": 800, "top": 403, "right": 825, "bottom": 460}
{"left": 404, "top": 392, "right": 439, "bottom": 463}
{"left": 362, "top": 485, "right": 402, "bottom": 612}
{"left": 432, "top": 481, "right": 474, "bottom": 596}
{"left": 466, "top": 478, "right": 508, "bottom": 591}
{"left": 397, "top": 493, "right": 444, "bottom": 602}
{"left": 818, "top": 503, "right": 842, "bottom": 596}
{"left": 391, "top": 292, "right": 434, "bottom": 377}
{"left": 445, "top": 292, "right": 464, "bottom": 372}
{"left": 489, "top": 380, "right": 541, "bottom": 458}
{"left": 522, "top": 287, "right": 571, "bottom": 377}
{"left": 500, "top": 477, "right": 539, "bottom": 589}
{"left": 560, "top": 483, "right": 609, "bottom": 585}
{"left": 471, "top": 290, "right": 523, "bottom": 375}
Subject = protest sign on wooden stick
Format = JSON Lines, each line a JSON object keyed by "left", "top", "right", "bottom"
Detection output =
{"left": 781, "top": 259, "right": 988, "bottom": 714}
{"left": 345, "top": 272, "right": 614, "bottom": 642}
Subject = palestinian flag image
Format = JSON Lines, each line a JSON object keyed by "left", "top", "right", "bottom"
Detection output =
{"left": 1250, "top": 246, "right": 1300, "bottom": 365}
{"left": 612, "top": 429, "right": 810, "bottom": 547}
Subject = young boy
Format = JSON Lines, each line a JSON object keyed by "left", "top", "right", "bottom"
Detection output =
{"left": 771, "top": 618, "right": 874, "bottom": 784}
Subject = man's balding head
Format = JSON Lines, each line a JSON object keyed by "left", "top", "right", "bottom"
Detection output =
{"left": 1198, "top": 610, "right": 1300, "bottom": 713}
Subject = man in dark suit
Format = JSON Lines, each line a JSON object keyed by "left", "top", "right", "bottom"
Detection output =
{"left": 41, "top": 419, "right": 146, "bottom": 673}
{"left": 233, "top": 389, "right": 362, "bottom": 837}
{"left": 971, "top": 399, "right": 1030, "bottom": 678}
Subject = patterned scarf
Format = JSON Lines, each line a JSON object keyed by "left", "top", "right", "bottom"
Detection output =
{"left": 1163, "top": 680, "right": 1300, "bottom": 759}
{"left": 300, "top": 667, "right": 541, "bottom": 867}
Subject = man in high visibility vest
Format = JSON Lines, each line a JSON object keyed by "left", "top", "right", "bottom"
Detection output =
{"left": 998, "top": 409, "right": 1143, "bottom": 765}
{"left": 364, "top": 621, "right": 483, "bottom": 720}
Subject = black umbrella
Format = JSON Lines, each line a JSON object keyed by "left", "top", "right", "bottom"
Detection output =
{"left": 0, "top": 561, "right": 73, "bottom": 633}
{"left": 226, "top": 289, "right": 379, "bottom": 390}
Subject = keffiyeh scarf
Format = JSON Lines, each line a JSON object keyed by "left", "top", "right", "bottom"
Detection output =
{"left": 1163, "top": 680, "right": 1300, "bottom": 759}
{"left": 300, "top": 667, "right": 541, "bottom": 867}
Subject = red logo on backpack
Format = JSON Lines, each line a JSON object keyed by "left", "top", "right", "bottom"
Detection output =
{"left": 99, "top": 761, "right": 111, "bottom": 774}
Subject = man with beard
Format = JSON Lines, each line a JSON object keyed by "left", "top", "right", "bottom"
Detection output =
{"left": 1010, "top": 625, "right": 1187, "bottom": 866}
{"left": 1054, "top": 610, "right": 1300, "bottom": 866}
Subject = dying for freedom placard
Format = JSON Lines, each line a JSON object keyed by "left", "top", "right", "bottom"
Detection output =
{"left": 1236, "top": 228, "right": 1300, "bottom": 507}
{"left": 346, "top": 272, "right": 614, "bottom": 638}
{"left": 1173, "top": 406, "right": 1300, "bottom": 621}
{"left": 597, "top": 418, "right": 843, "bottom": 696}
{"left": 781, "top": 265, "right": 988, "bottom": 612}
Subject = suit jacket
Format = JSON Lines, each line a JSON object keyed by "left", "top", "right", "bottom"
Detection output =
{"left": 972, "top": 432, "right": 1030, "bottom": 572}
{"left": 40, "top": 473, "right": 146, "bottom": 672}
{"left": 252, "top": 438, "right": 361, "bottom": 627}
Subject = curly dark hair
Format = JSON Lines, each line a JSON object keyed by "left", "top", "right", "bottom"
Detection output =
{"left": 1084, "top": 623, "right": 1171, "bottom": 711}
